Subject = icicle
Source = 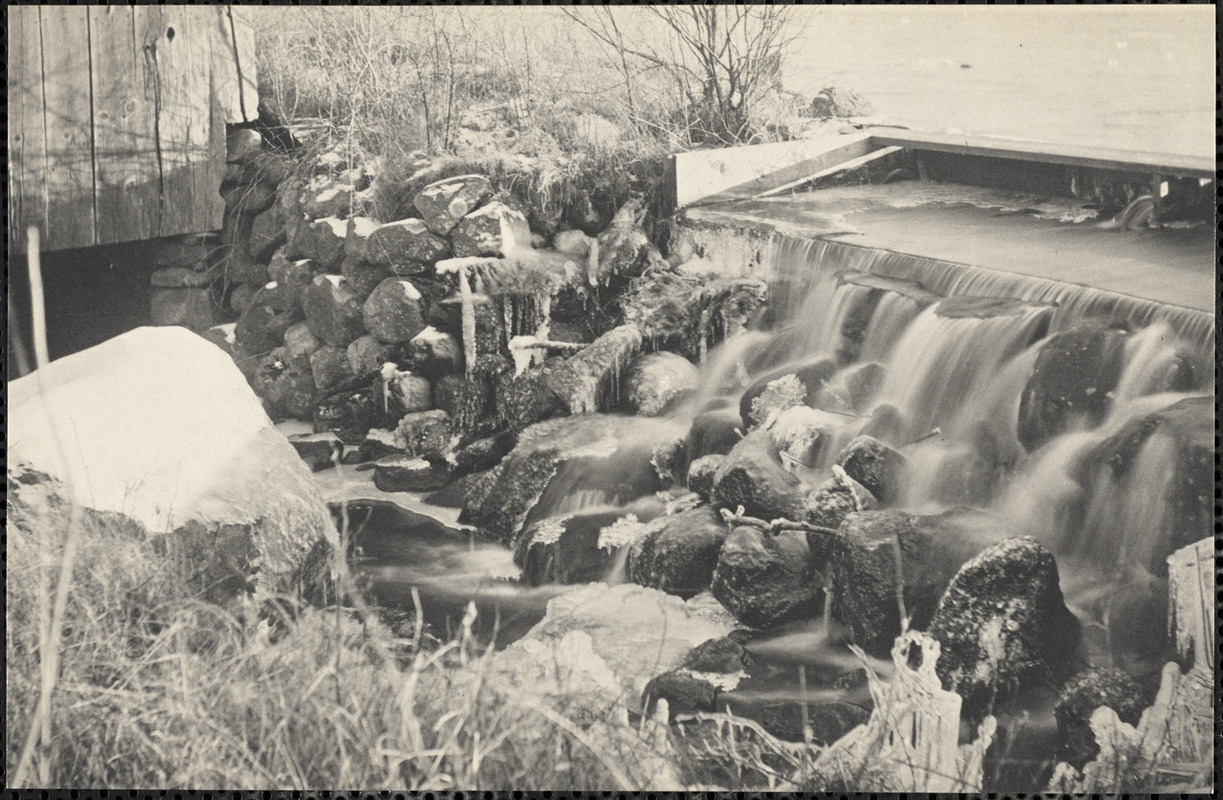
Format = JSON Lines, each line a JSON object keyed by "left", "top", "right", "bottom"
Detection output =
{"left": 458, "top": 266, "right": 477, "bottom": 380}
{"left": 379, "top": 361, "right": 399, "bottom": 412}
{"left": 698, "top": 307, "right": 712, "bottom": 364}
{"left": 535, "top": 293, "right": 553, "bottom": 343}
{"left": 587, "top": 237, "right": 601, "bottom": 287}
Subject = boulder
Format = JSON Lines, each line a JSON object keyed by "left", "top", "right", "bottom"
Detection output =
{"left": 711, "top": 526, "right": 822, "bottom": 630}
{"left": 681, "top": 637, "right": 753, "bottom": 673}
{"left": 8, "top": 328, "right": 333, "bottom": 594}
{"left": 425, "top": 469, "right": 493, "bottom": 509}
{"left": 1053, "top": 667, "right": 1149, "bottom": 769}
{"left": 265, "top": 253, "right": 321, "bottom": 313}
{"left": 253, "top": 348, "right": 318, "bottom": 420}
{"left": 346, "top": 334, "right": 396, "bottom": 377}
{"left": 302, "top": 275, "right": 366, "bottom": 347}
{"left": 544, "top": 324, "right": 644, "bottom": 414}
{"left": 309, "top": 345, "right": 357, "bottom": 395}
{"left": 150, "top": 286, "right": 216, "bottom": 331}
{"left": 624, "top": 352, "right": 700, "bottom": 416}
{"left": 387, "top": 371, "right": 434, "bottom": 416}
{"left": 765, "top": 405, "right": 848, "bottom": 469}
{"left": 835, "top": 435, "right": 906, "bottom": 505}
{"left": 449, "top": 201, "right": 533, "bottom": 258}
{"left": 452, "top": 433, "right": 516, "bottom": 477}
{"left": 357, "top": 427, "right": 405, "bottom": 462}
{"left": 234, "top": 292, "right": 303, "bottom": 354}
{"left": 712, "top": 431, "right": 808, "bottom": 522}
{"left": 339, "top": 257, "right": 390, "bottom": 301}
{"left": 803, "top": 468, "right": 878, "bottom": 552}
{"left": 285, "top": 216, "right": 348, "bottom": 269}
{"left": 685, "top": 408, "right": 744, "bottom": 461}
{"left": 433, "top": 370, "right": 495, "bottom": 436}
{"left": 739, "top": 356, "right": 838, "bottom": 430}
{"left": 413, "top": 174, "right": 493, "bottom": 235}
{"left": 513, "top": 501, "right": 661, "bottom": 586}
{"left": 395, "top": 410, "right": 452, "bottom": 461}
{"left": 372, "top": 456, "right": 453, "bottom": 492}
{"left": 926, "top": 537, "right": 1082, "bottom": 721}
{"left": 760, "top": 701, "right": 870, "bottom": 745}
{"left": 626, "top": 506, "right": 729, "bottom": 598}
{"left": 406, "top": 327, "right": 464, "bottom": 378}
{"left": 686, "top": 455, "right": 724, "bottom": 503}
{"left": 1017, "top": 322, "right": 1129, "bottom": 451}
{"left": 365, "top": 218, "right": 451, "bottom": 274}
{"left": 828, "top": 509, "right": 1000, "bottom": 657}
{"left": 494, "top": 362, "right": 566, "bottom": 432}
{"left": 283, "top": 322, "right": 323, "bottom": 370}
{"left": 552, "top": 229, "right": 594, "bottom": 258}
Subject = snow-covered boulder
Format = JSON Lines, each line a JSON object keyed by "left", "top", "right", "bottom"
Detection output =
{"left": 8, "top": 327, "right": 335, "bottom": 595}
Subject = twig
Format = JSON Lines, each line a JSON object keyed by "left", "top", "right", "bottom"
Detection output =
{"left": 719, "top": 506, "right": 839, "bottom": 537}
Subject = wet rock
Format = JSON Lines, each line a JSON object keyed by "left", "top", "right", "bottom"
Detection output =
{"left": 650, "top": 436, "right": 687, "bottom": 486}
{"left": 626, "top": 506, "right": 729, "bottom": 599}
{"left": 283, "top": 322, "right": 323, "bottom": 369}
{"left": 285, "top": 217, "right": 348, "bottom": 269}
{"left": 302, "top": 275, "right": 366, "bottom": 347}
{"left": 711, "top": 526, "right": 822, "bottom": 630}
{"left": 642, "top": 670, "right": 719, "bottom": 716}
{"left": 449, "top": 202, "right": 533, "bottom": 258}
{"left": 739, "top": 356, "right": 838, "bottom": 430}
{"left": 406, "top": 327, "right": 464, "bottom": 378}
{"left": 288, "top": 432, "right": 344, "bottom": 472}
{"left": 926, "top": 536, "right": 1082, "bottom": 721}
{"left": 395, "top": 410, "right": 452, "bottom": 461}
{"left": 1085, "top": 395, "right": 1212, "bottom": 572}
{"left": 432, "top": 357, "right": 509, "bottom": 436}
{"left": 814, "top": 362, "right": 887, "bottom": 414}
{"left": 413, "top": 174, "right": 493, "bottom": 235}
{"left": 1017, "top": 322, "right": 1129, "bottom": 451}
{"left": 1054, "top": 667, "right": 1149, "bottom": 769}
{"left": 712, "top": 431, "right": 808, "bottom": 522}
{"left": 313, "top": 377, "right": 398, "bottom": 442}
{"left": 234, "top": 293, "right": 303, "bottom": 354}
{"left": 592, "top": 198, "right": 660, "bottom": 284}
{"left": 366, "top": 218, "right": 451, "bottom": 274}
{"left": 359, "top": 278, "right": 427, "bottom": 344}
{"left": 682, "top": 637, "right": 753, "bottom": 673}
{"left": 544, "top": 324, "right": 644, "bottom": 414}
{"left": 425, "top": 469, "right": 493, "bottom": 509}
{"left": 803, "top": 468, "right": 878, "bottom": 553}
{"left": 373, "top": 456, "right": 453, "bottom": 492}
{"left": 552, "top": 229, "right": 594, "bottom": 258}
{"left": 151, "top": 286, "right": 217, "bottom": 331}
{"left": 253, "top": 347, "right": 318, "bottom": 420}
{"left": 828, "top": 509, "right": 999, "bottom": 657}
{"left": 452, "top": 433, "right": 516, "bottom": 477}
{"left": 835, "top": 435, "right": 906, "bottom": 505}
{"left": 387, "top": 371, "right": 433, "bottom": 416}
{"left": 495, "top": 362, "right": 566, "bottom": 432}
{"left": 346, "top": 334, "right": 395, "bottom": 376}
{"left": 760, "top": 701, "right": 870, "bottom": 745}
{"left": 513, "top": 503, "right": 659, "bottom": 587}
{"left": 686, "top": 455, "right": 724, "bottom": 503}
{"left": 765, "top": 405, "right": 848, "bottom": 469}
{"left": 309, "top": 345, "right": 357, "bottom": 395}
{"left": 357, "top": 427, "right": 405, "bottom": 462}
{"left": 685, "top": 408, "right": 744, "bottom": 461}
{"left": 624, "top": 352, "right": 700, "bottom": 416}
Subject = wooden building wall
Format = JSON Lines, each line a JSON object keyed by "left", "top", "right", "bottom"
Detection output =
{"left": 8, "top": 6, "right": 258, "bottom": 253}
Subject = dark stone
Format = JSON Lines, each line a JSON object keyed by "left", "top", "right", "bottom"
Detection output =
{"left": 340, "top": 257, "right": 391, "bottom": 300}
{"left": 406, "top": 327, "right": 464, "bottom": 378}
{"left": 1017, "top": 322, "right": 1129, "bottom": 451}
{"left": 642, "top": 671, "right": 718, "bottom": 716}
{"left": 283, "top": 322, "right": 323, "bottom": 369}
{"left": 495, "top": 362, "right": 566, "bottom": 432}
{"left": 373, "top": 456, "right": 453, "bottom": 492}
{"left": 1054, "top": 667, "right": 1149, "bottom": 769}
{"left": 425, "top": 469, "right": 494, "bottom": 509}
{"left": 449, "top": 201, "right": 532, "bottom": 258}
{"left": 150, "top": 286, "right": 217, "bottom": 331}
{"left": 926, "top": 536, "right": 1082, "bottom": 722}
{"left": 759, "top": 701, "right": 870, "bottom": 745}
{"left": 309, "top": 345, "right": 357, "bottom": 395}
{"left": 685, "top": 408, "right": 744, "bottom": 461}
{"left": 302, "top": 275, "right": 366, "bottom": 347}
{"left": 739, "top": 356, "right": 838, "bottom": 430}
{"left": 361, "top": 278, "right": 429, "bottom": 344}
{"left": 712, "top": 431, "right": 808, "bottom": 522}
{"left": 803, "top": 469, "right": 878, "bottom": 557}
{"left": 513, "top": 504, "right": 657, "bottom": 587}
{"left": 711, "top": 526, "right": 822, "bottom": 630}
{"left": 626, "top": 506, "right": 729, "bottom": 599}
{"left": 313, "top": 375, "right": 399, "bottom": 442}
{"left": 285, "top": 217, "right": 348, "bottom": 269}
{"left": 835, "top": 435, "right": 907, "bottom": 505}
{"left": 435, "top": 293, "right": 505, "bottom": 355}
{"left": 395, "top": 410, "right": 452, "bottom": 461}
{"left": 452, "top": 433, "right": 516, "bottom": 477}
{"left": 265, "top": 252, "right": 322, "bottom": 313}
{"left": 357, "top": 428, "right": 405, "bottom": 462}
{"left": 681, "top": 637, "right": 753, "bottom": 673}
{"left": 234, "top": 294, "right": 303, "bottom": 354}
{"left": 686, "top": 455, "right": 724, "bottom": 503}
{"left": 288, "top": 432, "right": 344, "bottom": 472}
{"left": 253, "top": 347, "right": 318, "bottom": 419}
{"left": 413, "top": 174, "right": 493, "bottom": 235}
{"left": 346, "top": 334, "right": 396, "bottom": 377}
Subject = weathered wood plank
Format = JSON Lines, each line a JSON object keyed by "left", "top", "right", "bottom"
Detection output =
{"left": 8, "top": 6, "right": 50, "bottom": 252}
{"left": 871, "top": 129, "right": 1213, "bottom": 180}
{"left": 212, "top": 7, "right": 259, "bottom": 124}
{"left": 40, "top": 6, "right": 98, "bottom": 251}
{"left": 89, "top": 6, "right": 161, "bottom": 244}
